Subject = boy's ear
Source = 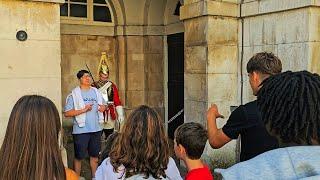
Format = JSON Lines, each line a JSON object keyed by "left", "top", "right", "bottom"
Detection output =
{"left": 178, "top": 144, "right": 186, "bottom": 155}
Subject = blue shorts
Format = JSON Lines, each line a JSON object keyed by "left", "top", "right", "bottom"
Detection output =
{"left": 73, "top": 131, "right": 102, "bottom": 160}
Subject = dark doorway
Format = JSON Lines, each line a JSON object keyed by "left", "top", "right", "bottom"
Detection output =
{"left": 167, "top": 33, "right": 184, "bottom": 139}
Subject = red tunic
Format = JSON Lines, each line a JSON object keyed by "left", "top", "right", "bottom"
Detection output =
{"left": 92, "top": 80, "right": 122, "bottom": 120}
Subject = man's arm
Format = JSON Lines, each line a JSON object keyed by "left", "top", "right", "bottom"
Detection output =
{"left": 64, "top": 104, "right": 92, "bottom": 117}
{"left": 207, "top": 104, "right": 232, "bottom": 148}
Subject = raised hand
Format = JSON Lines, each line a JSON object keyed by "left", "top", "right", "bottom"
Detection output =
{"left": 207, "top": 104, "right": 224, "bottom": 120}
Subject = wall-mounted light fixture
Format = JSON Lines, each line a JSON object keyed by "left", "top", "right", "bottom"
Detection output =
{"left": 16, "top": 30, "right": 28, "bottom": 41}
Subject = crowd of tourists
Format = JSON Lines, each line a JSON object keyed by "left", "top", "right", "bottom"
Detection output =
{"left": 0, "top": 52, "right": 319, "bottom": 180}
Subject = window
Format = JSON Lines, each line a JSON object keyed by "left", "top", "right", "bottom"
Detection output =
{"left": 60, "top": 0, "right": 112, "bottom": 24}
{"left": 93, "top": 0, "right": 112, "bottom": 22}
{"left": 60, "top": 0, "right": 87, "bottom": 18}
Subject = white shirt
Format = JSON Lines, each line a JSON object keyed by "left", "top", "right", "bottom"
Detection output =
{"left": 96, "top": 157, "right": 183, "bottom": 180}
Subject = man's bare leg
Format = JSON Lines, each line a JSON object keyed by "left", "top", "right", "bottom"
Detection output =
{"left": 90, "top": 156, "right": 99, "bottom": 178}
{"left": 74, "top": 158, "right": 82, "bottom": 176}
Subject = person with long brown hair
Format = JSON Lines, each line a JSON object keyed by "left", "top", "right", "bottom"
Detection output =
{"left": 96, "top": 105, "right": 182, "bottom": 179}
{"left": 0, "top": 95, "right": 78, "bottom": 180}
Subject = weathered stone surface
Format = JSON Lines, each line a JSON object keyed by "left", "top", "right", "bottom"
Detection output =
{"left": 242, "top": 0, "right": 320, "bottom": 17}
{"left": 207, "top": 16, "right": 238, "bottom": 45}
{"left": 61, "top": 35, "right": 88, "bottom": 54}
{"left": 184, "top": 73, "right": 207, "bottom": 102}
{"left": 181, "top": 1, "right": 238, "bottom": 20}
{"left": 60, "top": 24, "right": 115, "bottom": 36}
{"left": 126, "top": 90, "right": 145, "bottom": 108}
{"left": 147, "top": 91, "right": 164, "bottom": 107}
{"left": 60, "top": 53, "right": 89, "bottom": 78}
{"left": 118, "top": 90, "right": 126, "bottom": 106}
{"left": 147, "top": 72, "right": 164, "bottom": 91}
{"left": 144, "top": 36, "right": 163, "bottom": 54}
{"left": 184, "top": 100, "right": 207, "bottom": 126}
{"left": 243, "top": 9, "right": 309, "bottom": 46}
{"left": 118, "top": 54, "right": 126, "bottom": 91}
{"left": 0, "top": 77, "right": 62, "bottom": 141}
{"left": 87, "top": 36, "right": 115, "bottom": 55}
{"left": 259, "top": 0, "right": 317, "bottom": 14}
{"left": 184, "top": 16, "right": 208, "bottom": 46}
{"left": 207, "top": 73, "right": 238, "bottom": 121}
{"left": 241, "top": 0, "right": 259, "bottom": 17}
{"left": 222, "top": 0, "right": 238, "bottom": 3}
{"left": 309, "top": 8, "right": 320, "bottom": 42}
{"left": 207, "top": 1, "right": 238, "bottom": 17}
{"left": 275, "top": 9, "right": 309, "bottom": 44}
{"left": 126, "top": 36, "right": 144, "bottom": 54}
{"left": 127, "top": 71, "right": 145, "bottom": 91}
{"left": 0, "top": 1, "right": 60, "bottom": 41}
{"left": 0, "top": 40, "right": 61, "bottom": 78}
{"left": 180, "top": 1, "right": 205, "bottom": 20}
{"left": 185, "top": 45, "right": 207, "bottom": 74}
{"left": 277, "top": 43, "right": 309, "bottom": 71}
{"left": 208, "top": 73, "right": 237, "bottom": 102}
{"left": 184, "top": 0, "right": 202, "bottom": 5}
{"left": 208, "top": 45, "right": 238, "bottom": 74}
{"left": 165, "top": 22, "right": 184, "bottom": 35}
{"left": 308, "top": 42, "right": 320, "bottom": 74}
{"left": 117, "top": 36, "right": 126, "bottom": 55}
{"left": 127, "top": 54, "right": 145, "bottom": 73}
{"left": 145, "top": 54, "right": 164, "bottom": 73}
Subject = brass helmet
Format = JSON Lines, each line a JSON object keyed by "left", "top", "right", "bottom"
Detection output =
{"left": 97, "top": 52, "right": 109, "bottom": 75}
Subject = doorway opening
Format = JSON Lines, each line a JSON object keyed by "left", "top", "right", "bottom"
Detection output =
{"left": 167, "top": 32, "right": 184, "bottom": 139}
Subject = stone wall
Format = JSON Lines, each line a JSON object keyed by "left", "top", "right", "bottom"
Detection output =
{"left": 0, "top": 0, "right": 62, "bottom": 143}
{"left": 120, "top": 35, "right": 165, "bottom": 117}
{"left": 240, "top": 0, "right": 320, "bottom": 103}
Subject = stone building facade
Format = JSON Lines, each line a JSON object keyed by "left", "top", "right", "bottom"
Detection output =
{"left": 0, "top": 0, "right": 319, "bottom": 168}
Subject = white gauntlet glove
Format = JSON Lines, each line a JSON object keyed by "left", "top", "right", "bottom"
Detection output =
{"left": 116, "top": 106, "right": 125, "bottom": 124}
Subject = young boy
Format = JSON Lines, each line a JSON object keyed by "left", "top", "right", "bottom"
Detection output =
{"left": 174, "top": 122, "right": 213, "bottom": 180}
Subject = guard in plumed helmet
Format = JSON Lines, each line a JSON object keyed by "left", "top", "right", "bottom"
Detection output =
{"left": 93, "top": 52, "right": 125, "bottom": 139}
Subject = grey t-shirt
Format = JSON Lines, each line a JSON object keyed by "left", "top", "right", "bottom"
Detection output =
{"left": 65, "top": 88, "right": 102, "bottom": 134}
{"left": 215, "top": 146, "right": 320, "bottom": 180}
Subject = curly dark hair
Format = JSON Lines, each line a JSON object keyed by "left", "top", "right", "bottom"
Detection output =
{"left": 257, "top": 71, "right": 320, "bottom": 145}
{"left": 109, "top": 105, "right": 170, "bottom": 179}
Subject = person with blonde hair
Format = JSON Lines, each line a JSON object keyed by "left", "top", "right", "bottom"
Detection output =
{"left": 0, "top": 95, "right": 78, "bottom": 180}
{"left": 96, "top": 105, "right": 182, "bottom": 179}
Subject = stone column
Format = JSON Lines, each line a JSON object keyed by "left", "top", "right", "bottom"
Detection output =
{"left": 0, "top": 0, "right": 63, "bottom": 142}
{"left": 181, "top": 0, "right": 239, "bottom": 167}
{"left": 117, "top": 35, "right": 164, "bottom": 118}
{"left": 0, "top": 0, "right": 66, "bottom": 165}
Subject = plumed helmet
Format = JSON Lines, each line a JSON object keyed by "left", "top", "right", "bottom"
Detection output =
{"left": 97, "top": 52, "right": 109, "bottom": 75}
